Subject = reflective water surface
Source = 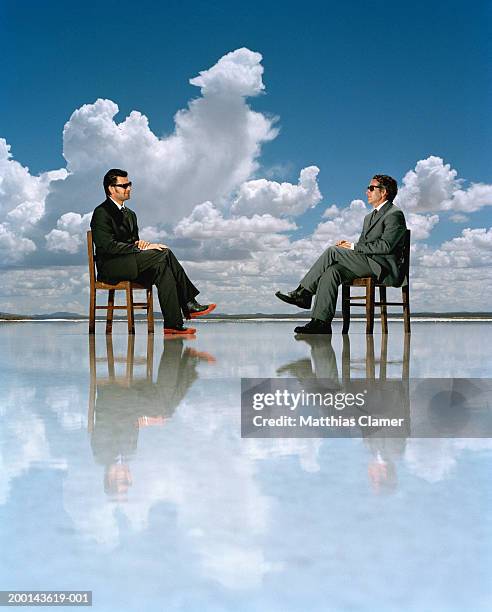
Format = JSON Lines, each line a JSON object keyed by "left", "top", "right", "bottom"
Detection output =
{"left": 1, "top": 321, "right": 491, "bottom": 611}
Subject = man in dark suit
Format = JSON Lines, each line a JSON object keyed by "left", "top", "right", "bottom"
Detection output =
{"left": 90, "top": 338, "right": 216, "bottom": 498}
{"left": 276, "top": 174, "right": 407, "bottom": 334}
{"left": 91, "top": 168, "right": 216, "bottom": 335}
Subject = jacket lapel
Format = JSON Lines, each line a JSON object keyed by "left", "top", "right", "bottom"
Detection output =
{"left": 126, "top": 208, "right": 135, "bottom": 233}
{"left": 366, "top": 201, "right": 393, "bottom": 235}
{"left": 103, "top": 197, "right": 125, "bottom": 227}
{"left": 103, "top": 198, "right": 135, "bottom": 234}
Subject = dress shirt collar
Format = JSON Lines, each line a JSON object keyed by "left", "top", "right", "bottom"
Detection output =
{"left": 109, "top": 196, "right": 126, "bottom": 210}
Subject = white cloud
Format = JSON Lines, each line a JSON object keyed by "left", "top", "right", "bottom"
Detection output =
{"left": 419, "top": 227, "right": 492, "bottom": 269}
{"left": 189, "top": 47, "right": 265, "bottom": 97}
{"left": 173, "top": 202, "right": 296, "bottom": 265}
{"left": 231, "top": 166, "right": 321, "bottom": 216}
{"left": 175, "top": 201, "right": 296, "bottom": 239}
{"left": 138, "top": 226, "right": 168, "bottom": 243}
{"left": 397, "top": 155, "right": 492, "bottom": 214}
{"left": 0, "top": 223, "right": 36, "bottom": 263}
{"left": 406, "top": 213, "right": 440, "bottom": 240}
{"left": 312, "top": 199, "right": 368, "bottom": 245}
{"left": 443, "top": 182, "right": 492, "bottom": 213}
{"left": 0, "top": 139, "right": 67, "bottom": 222}
{"left": 45, "top": 212, "right": 92, "bottom": 253}
{"left": 0, "top": 138, "right": 67, "bottom": 257}
{"left": 397, "top": 156, "right": 459, "bottom": 212}
{"left": 405, "top": 438, "right": 492, "bottom": 483}
{"left": 405, "top": 230, "right": 492, "bottom": 312}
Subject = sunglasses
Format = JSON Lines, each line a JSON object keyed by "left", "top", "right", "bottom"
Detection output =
{"left": 367, "top": 185, "right": 383, "bottom": 192}
{"left": 113, "top": 182, "right": 132, "bottom": 189}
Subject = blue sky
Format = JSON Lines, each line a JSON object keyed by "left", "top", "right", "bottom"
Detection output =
{"left": 0, "top": 0, "right": 491, "bottom": 313}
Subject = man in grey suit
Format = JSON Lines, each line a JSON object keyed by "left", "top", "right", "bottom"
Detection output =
{"left": 276, "top": 175, "right": 407, "bottom": 334}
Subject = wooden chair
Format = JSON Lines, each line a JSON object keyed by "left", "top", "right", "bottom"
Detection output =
{"left": 342, "top": 230, "right": 411, "bottom": 335}
{"left": 88, "top": 334, "right": 154, "bottom": 432}
{"left": 87, "top": 230, "right": 154, "bottom": 334}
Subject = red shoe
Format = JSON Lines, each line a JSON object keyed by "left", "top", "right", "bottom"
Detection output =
{"left": 164, "top": 325, "right": 197, "bottom": 336}
{"left": 188, "top": 302, "right": 217, "bottom": 318}
{"left": 186, "top": 348, "right": 217, "bottom": 363}
{"left": 138, "top": 416, "right": 167, "bottom": 428}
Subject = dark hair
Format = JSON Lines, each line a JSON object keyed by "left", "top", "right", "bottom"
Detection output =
{"left": 373, "top": 174, "right": 398, "bottom": 201}
{"left": 103, "top": 168, "right": 128, "bottom": 196}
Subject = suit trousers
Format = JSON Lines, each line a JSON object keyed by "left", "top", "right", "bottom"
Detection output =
{"left": 300, "top": 246, "right": 375, "bottom": 322}
{"left": 135, "top": 249, "right": 199, "bottom": 328}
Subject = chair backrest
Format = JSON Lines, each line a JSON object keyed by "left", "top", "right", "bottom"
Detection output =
{"left": 400, "top": 229, "right": 411, "bottom": 286}
{"left": 87, "top": 230, "right": 96, "bottom": 287}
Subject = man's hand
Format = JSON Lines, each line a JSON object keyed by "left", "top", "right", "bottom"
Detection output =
{"left": 135, "top": 240, "right": 151, "bottom": 250}
{"left": 336, "top": 240, "right": 352, "bottom": 249}
{"left": 144, "top": 242, "right": 168, "bottom": 251}
{"left": 135, "top": 240, "right": 168, "bottom": 251}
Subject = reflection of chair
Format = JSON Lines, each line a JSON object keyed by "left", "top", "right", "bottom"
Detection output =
{"left": 341, "top": 230, "right": 411, "bottom": 335}
{"left": 342, "top": 333, "right": 410, "bottom": 381}
{"left": 88, "top": 334, "right": 154, "bottom": 432}
{"left": 87, "top": 230, "right": 154, "bottom": 335}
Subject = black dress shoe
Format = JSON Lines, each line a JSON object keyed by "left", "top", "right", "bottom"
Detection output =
{"left": 294, "top": 319, "right": 332, "bottom": 334}
{"left": 275, "top": 286, "right": 312, "bottom": 309}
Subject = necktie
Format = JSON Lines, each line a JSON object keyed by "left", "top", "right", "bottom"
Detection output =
{"left": 369, "top": 209, "right": 379, "bottom": 225}
{"left": 121, "top": 207, "right": 131, "bottom": 231}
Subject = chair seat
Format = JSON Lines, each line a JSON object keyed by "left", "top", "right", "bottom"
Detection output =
{"left": 347, "top": 277, "right": 402, "bottom": 289}
{"left": 95, "top": 280, "right": 148, "bottom": 290}
{"left": 349, "top": 277, "right": 375, "bottom": 287}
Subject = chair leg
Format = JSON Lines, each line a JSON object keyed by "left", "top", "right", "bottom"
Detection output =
{"left": 402, "top": 285, "right": 411, "bottom": 334}
{"left": 88, "top": 336, "right": 96, "bottom": 431}
{"left": 126, "top": 334, "right": 135, "bottom": 383}
{"left": 147, "top": 288, "right": 154, "bottom": 334}
{"left": 146, "top": 333, "right": 154, "bottom": 381}
{"left": 366, "top": 279, "right": 375, "bottom": 334}
{"left": 106, "top": 335, "right": 115, "bottom": 379}
{"left": 379, "top": 286, "right": 388, "bottom": 334}
{"left": 126, "top": 285, "right": 135, "bottom": 334}
{"left": 89, "top": 289, "right": 96, "bottom": 334}
{"left": 342, "top": 334, "right": 351, "bottom": 382}
{"left": 106, "top": 290, "right": 115, "bottom": 335}
{"left": 380, "top": 333, "right": 388, "bottom": 380}
{"left": 342, "top": 284, "right": 350, "bottom": 334}
{"left": 403, "top": 332, "right": 411, "bottom": 380}
{"left": 366, "top": 335, "right": 375, "bottom": 379}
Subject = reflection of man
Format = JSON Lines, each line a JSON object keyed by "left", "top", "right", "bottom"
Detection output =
{"left": 277, "top": 333, "right": 409, "bottom": 493}
{"left": 276, "top": 175, "right": 406, "bottom": 334}
{"left": 91, "top": 340, "right": 215, "bottom": 498}
{"left": 90, "top": 169, "right": 216, "bottom": 335}
{"left": 366, "top": 439, "right": 403, "bottom": 495}
{"left": 277, "top": 336, "right": 339, "bottom": 380}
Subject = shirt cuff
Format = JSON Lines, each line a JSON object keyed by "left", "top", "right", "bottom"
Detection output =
{"left": 350, "top": 243, "right": 355, "bottom": 250}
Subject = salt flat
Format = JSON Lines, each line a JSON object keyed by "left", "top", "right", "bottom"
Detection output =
{"left": 0, "top": 321, "right": 491, "bottom": 612}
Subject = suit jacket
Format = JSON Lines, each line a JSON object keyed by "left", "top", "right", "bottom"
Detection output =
{"left": 90, "top": 198, "right": 141, "bottom": 282}
{"left": 354, "top": 201, "right": 407, "bottom": 286}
